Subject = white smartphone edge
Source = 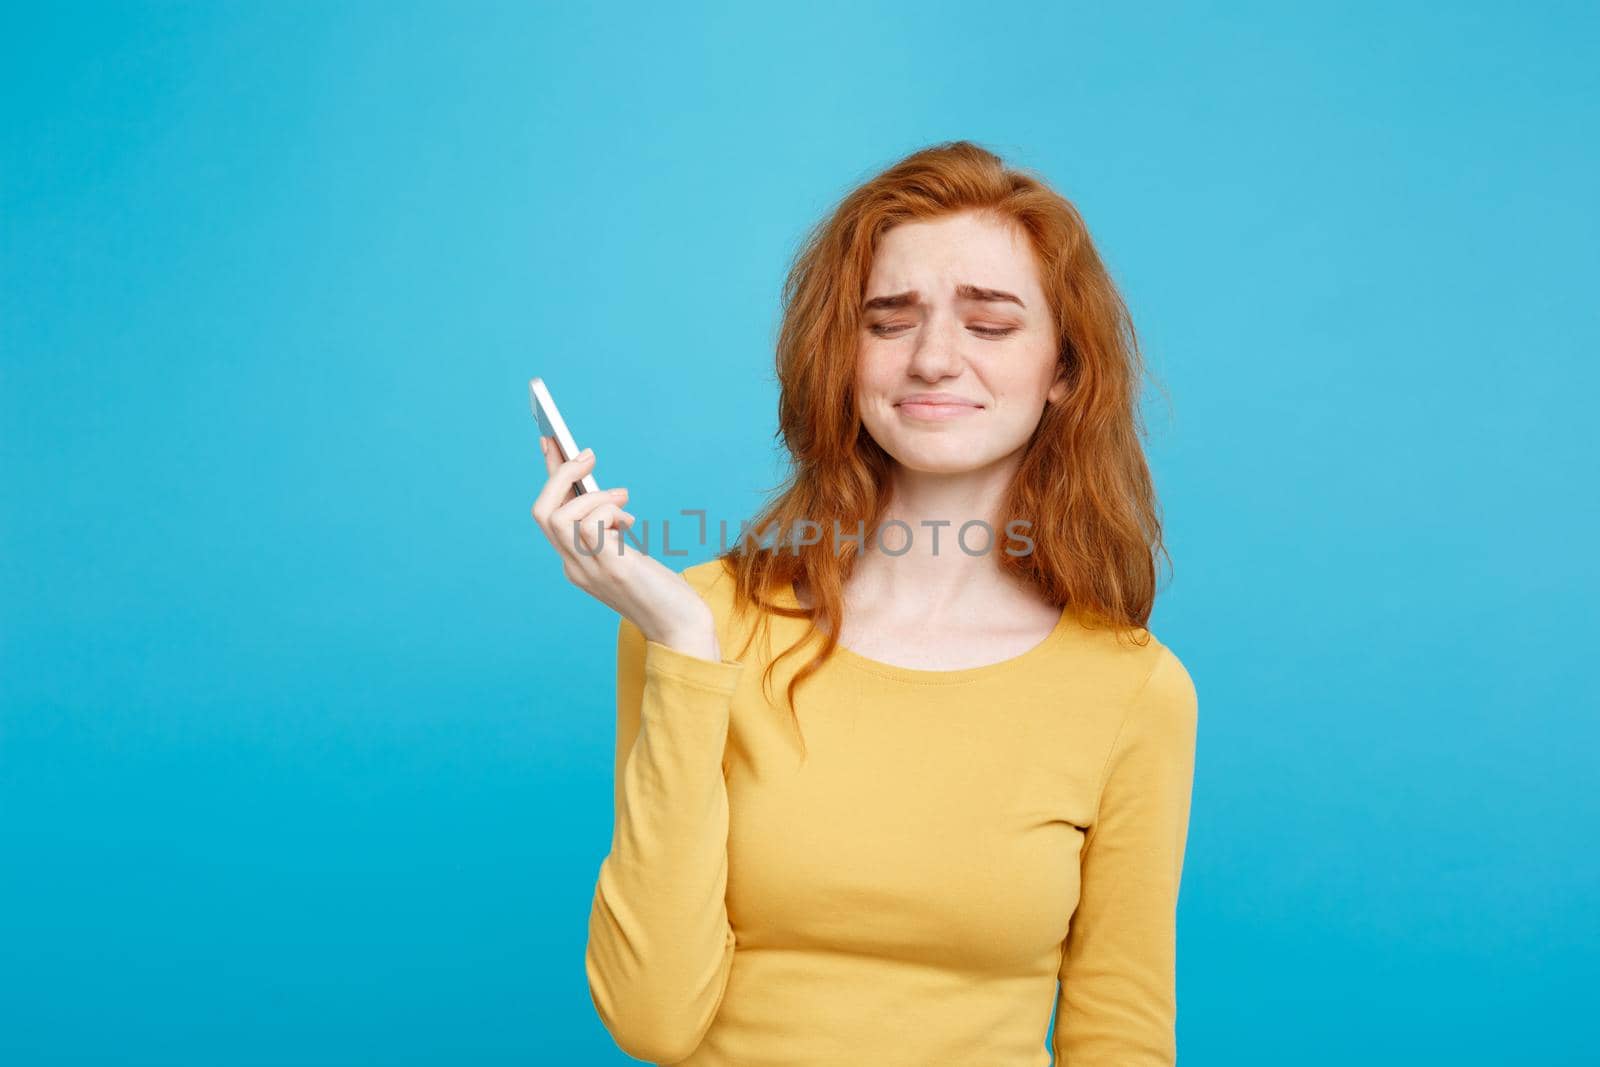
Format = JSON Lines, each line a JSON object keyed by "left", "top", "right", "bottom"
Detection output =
{"left": 529, "top": 376, "right": 601, "bottom": 495}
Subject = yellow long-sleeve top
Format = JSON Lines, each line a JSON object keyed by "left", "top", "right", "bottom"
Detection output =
{"left": 585, "top": 558, "right": 1199, "bottom": 1066}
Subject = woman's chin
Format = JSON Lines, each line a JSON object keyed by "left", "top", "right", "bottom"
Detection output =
{"left": 882, "top": 448, "right": 996, "bottom": 477}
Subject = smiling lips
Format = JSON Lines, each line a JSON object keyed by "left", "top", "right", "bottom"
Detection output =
{"left": 894, "top": 392, "right": 984, "bottom": 420}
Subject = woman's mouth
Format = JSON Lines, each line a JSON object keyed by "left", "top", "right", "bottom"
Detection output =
{"left": 895, "top": 399, "right": 984, "bottom": 420}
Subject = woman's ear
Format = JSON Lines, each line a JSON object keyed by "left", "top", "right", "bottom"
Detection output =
{"left": 1046, "top": 367, "right": 1071, "bottom": 404}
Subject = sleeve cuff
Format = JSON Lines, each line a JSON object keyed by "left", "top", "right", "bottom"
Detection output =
{"left": 642, "top": 639, "right": 745, "bottom": 695}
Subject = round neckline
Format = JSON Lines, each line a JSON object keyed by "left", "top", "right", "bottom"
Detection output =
{"left": 779, "top": 579, "right": 1075, "bottom": 686}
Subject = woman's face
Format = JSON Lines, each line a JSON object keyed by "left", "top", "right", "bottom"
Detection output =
{"left": 855, "top": 210, "right": 1066, "bottom": 478}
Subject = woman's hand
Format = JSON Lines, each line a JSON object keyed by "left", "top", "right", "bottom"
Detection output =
{"left": 531, "top": 436, "right": 723, "bottom": 662}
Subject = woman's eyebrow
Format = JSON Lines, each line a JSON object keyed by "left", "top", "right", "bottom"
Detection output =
{"left": 861, "top": 284, "right": 1027, "bottom": 311}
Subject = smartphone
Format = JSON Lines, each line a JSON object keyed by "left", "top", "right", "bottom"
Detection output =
{"left": 529, "top": 376, "right": 601, "bottom": 495}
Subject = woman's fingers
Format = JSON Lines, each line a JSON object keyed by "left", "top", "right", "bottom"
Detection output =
{"left": 538, "top": 435, "right": 560, "bottom": 478}
{"left": 570, "top": 501, "right": 633, "bottom": 554}
{"left": 537, "top": 484, "right": 630, "bottom": 556}
{"left": 531, "top": 448, "right": 600, "bottom": 527}
{"left": 551, "top": 484, "right": 628, "bottom": 530}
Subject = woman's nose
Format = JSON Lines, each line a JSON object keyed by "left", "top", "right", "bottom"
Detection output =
{"left": 906, "top": 315, "right": 965, "bottom": 379}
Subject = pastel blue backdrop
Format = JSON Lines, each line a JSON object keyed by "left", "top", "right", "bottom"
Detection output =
{"left": 4, "top": 3, "right": 1596, "bottom": 1064}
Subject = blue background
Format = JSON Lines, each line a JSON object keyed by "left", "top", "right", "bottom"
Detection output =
{"left": 4, "top": 2, "right": 1596, "bottom": 1064}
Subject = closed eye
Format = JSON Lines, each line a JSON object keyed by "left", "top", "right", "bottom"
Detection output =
{"left": 869, "top": 324, "right": 1017, "bottom": 338}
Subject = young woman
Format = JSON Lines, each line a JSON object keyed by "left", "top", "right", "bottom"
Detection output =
{"left": 533, "top": 140, "right": 1199, "bottom": 1066}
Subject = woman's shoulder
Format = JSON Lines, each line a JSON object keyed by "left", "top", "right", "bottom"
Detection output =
{"left": 677, "top": 555, "right": 796, "bottom": 666}
{"left": 1057, "top": 612, "right": 1198, "bottom": 719}
{"left": 676, "top": 556, "right": 759, "bottom": 633}
{"left": 677, "top": 556, "right": 739, "bottom": 608}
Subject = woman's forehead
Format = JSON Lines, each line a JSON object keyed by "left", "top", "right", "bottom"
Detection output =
{"left": 866, "top": 221, "right": 1043, "bottom": 307}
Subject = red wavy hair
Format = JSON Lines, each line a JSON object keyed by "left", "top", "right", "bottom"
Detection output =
{"left": 717, "top": 140, "right": 1171, "bottom": 754}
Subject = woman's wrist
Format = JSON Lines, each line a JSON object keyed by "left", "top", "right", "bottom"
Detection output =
{"left": 655, "top": 627, "right": 723, "bottom": 664}
{"left": 639, "top": 604, "right": 721, "bottom": 663}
